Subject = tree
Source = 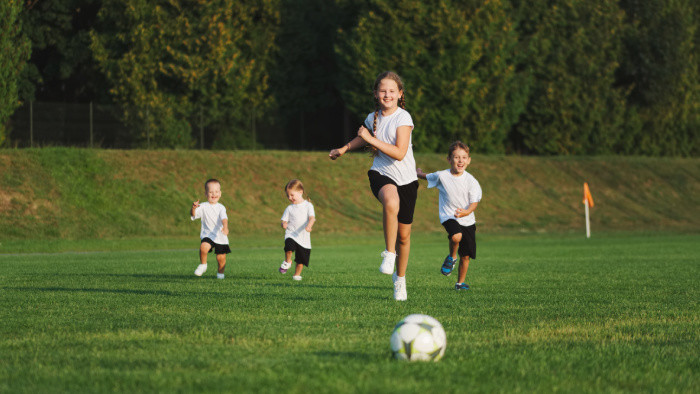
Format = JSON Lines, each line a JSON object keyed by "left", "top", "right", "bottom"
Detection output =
{"left": 0, "top": 0, "right": 31, "bottom": 145}
{"left": 91, "top": 0, "right": 278, "bottom": 148}
{"left": 336, "top": 0, "right": 524, "bottom": 153}
{"left": 617, "top": 0, "right": 699, "bottom": 156}
{"left": 509, "top": 0, "right": 632, "bottom": 155}
{"left": 19, "top": 0, "right": 105, "bottom": 103}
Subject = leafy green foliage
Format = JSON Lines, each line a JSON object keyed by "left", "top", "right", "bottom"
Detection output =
{"left": 0, "top": 0, "right": 30, "bottom": 145}
{"left": 509, "top": 0, "right": 632, "bottom": 155}
{"left": 336, "top": 0, "right": 523, "bottom": 153}
{"left": 617, "top": 0, "right": 700, "bottom": 156}
{"left": 91, "top": 0, "right": 278, "bottom": 148}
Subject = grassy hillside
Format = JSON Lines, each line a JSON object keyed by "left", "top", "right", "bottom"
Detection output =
{"left": 1, "top": 148, "right": 698, "bottom": 241}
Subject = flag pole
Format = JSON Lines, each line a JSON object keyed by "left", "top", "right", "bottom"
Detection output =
{"left": 582, "top": 182, "right": 594, "bottom": 239}
{"left": 585, "top": 200, "right": 590, "bottom": 238}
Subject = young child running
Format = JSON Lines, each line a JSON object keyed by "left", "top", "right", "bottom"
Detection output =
{"left": 329, "top": 71, "right": 418, "bottom": 301}
{"left": 279, "top": 179, "right": 316, "bottom": 281}
{"left": 417, "top": 141, "right": 482, "bottom": 290}
{"left": 191, "top": 179, "right": 231, "bottom": 279}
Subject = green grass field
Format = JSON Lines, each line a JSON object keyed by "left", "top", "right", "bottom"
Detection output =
{"left": 1, "top": 232, "right": 698, "bottom": 393}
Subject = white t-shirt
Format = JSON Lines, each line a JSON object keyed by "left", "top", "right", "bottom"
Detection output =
{"left": 426, "top": 169, "right": 482, "bottom": 226}
{"left": 191, "top": 202, "right": 229, "bottom": 245}
{"left": 364, "top": 107, "right": 418, "bottom": 186}
{"left": 281, "top": 200, "right": 315, "bottom": 249}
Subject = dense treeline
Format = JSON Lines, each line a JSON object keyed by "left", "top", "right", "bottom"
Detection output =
{"left": 1, "top": 0, "right": 698, "bottom": 155}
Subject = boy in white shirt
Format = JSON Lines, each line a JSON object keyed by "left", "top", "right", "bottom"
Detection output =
{"left": 191, "top": 179, "right": 231, "bottom": 279}
{"left": 279, "top": 179, "right": 316, "bottom": 281}
{"left": 417, "top": 141, "right": 482, "bottom": 290}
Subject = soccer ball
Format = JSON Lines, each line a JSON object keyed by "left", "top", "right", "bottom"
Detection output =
{"left": 390, "top": 314, "right": 446, "bottom": 362}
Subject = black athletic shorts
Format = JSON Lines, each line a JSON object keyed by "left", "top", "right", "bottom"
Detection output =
{"left": 367, "top": 170, "right": 419, "bottom": 225}
{"left": 201, "top": 237, "right": 232, "bottom": 255}
{"left": 284, "top": 238, "right": 311, "bottom": 266}
{"left": 441, "top": 220, "right": 476, "bottom": 259}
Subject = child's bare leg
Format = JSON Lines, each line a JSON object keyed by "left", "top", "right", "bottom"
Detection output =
{"left": 199, "top": 243, "right": 212, "bottom": 264}
{"left": 216, "top": 254, "right": 226, "bottom": 274}
{"left": 285, "top": 251, "right": 293, "bottom": 263}
{"left": 294, "top": 263, "right": 303, "bottom": 276}
{"left": 449, "top": 233, "right": 462, "bottom": 260}
{"left": 457, "top": 256, "right": 470, "bottom": 284}
{"left": 378, "top": 185, "right": 400, "bottom": 253}
{"left": 395, "top": 223, "right": 412, "bottom": 277}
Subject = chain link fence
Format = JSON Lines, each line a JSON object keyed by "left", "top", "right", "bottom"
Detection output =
{"left": 7, "top": 101, "right": 356, "bottom": 150}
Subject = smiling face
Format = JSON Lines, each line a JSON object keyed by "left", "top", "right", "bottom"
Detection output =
{"left": 205, "top": 181, "right": 222, "bottom": 204}
{"left": 448, "top": 148, "right": 471, "bottom": 175}
{"left": 286, "top": 189, "right": 304, "bottom": 204}
{"left": 375, "top": 78, "right": 402, "bottom": 113}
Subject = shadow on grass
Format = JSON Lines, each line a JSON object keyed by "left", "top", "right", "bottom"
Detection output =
{"left": 264, "top": 282, "right": 385, "bottom": 291}
{"left": 5, "top": 286, "right": 225, "bottom": 297}
{"left": 312, "top": 350, "right": 376, "bottom": 361}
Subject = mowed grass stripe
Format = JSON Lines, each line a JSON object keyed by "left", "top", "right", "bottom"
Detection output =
{"left": 0, "top": 233, "right": 698, "bottom": 393}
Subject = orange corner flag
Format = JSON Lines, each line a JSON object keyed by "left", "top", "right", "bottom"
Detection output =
{"left": 583, "top": 182, "right": 594, "bottom": 208}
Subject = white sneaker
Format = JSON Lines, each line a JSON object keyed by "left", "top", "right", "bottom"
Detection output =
{"left": 292, "top": 275, "right": 302, "bottom": 281}
{"left": 216, "top": 273, "right": 225, "bottom": 279}
{"left": 194, "top": 264, "right": 207, "bottom": 276}
{"left": 393, "top": 272, "right": 407, "bottom": 301}
{"left": 279, "top": 261, "right": 292, "bottom": 274}
{"left": 379, "top": 250, "right": 396, "bottom": 275}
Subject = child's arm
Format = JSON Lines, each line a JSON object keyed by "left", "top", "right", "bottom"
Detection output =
{"left": 281, "top": 220, "right": 288, "bottom": 229}
{"left": 305, "top": 216, "right": 316, "bottom": 232}
{"left": 358, "top": 125, "right": 411, "bottom": 161}
{"left": 221, "top": 218, "right": 229, "bottom": 236}
{"left": 191, "top": 200, "right": 200, "bottom": 217}
{"left": 416, "top": 168, "right": 428, "bottom": 180}
{"left": 329, "top": 136, "right": 366, "bottom": 160}
{"left": 455, "top": 202, "right": 479, "bottom": 218}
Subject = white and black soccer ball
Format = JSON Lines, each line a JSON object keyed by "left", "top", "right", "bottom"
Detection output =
{"left": 390, "top": 314, "right": 446, "bottom": 362}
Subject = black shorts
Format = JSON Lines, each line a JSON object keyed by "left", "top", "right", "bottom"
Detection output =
{"left": 367, "top": 170, "right": 419, "bottom": 225}
{"left": 441, "top": 220, "right": 476, "bottom": 259}
{"left": 284, "top": 238, "right": 311, "bottom": 266}
{"left": 201, "top": 238, "right": 232, "bottom": 255}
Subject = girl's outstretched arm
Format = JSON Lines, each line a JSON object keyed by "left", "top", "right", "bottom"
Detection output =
{"left": 358, "top": 125, "right": 411, "bottom": 161}
{"left": 329, "top": 136, "right": 366, "bottom": 160}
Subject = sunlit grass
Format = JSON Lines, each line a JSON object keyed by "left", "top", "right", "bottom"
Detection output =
{"left": 1, "top": 232, "right": 698, "bottom": 393}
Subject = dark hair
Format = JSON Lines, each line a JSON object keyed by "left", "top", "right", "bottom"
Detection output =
{"left": 204, "top": 178, "right": 220, "bottom": 192}
{"left": 370, "top": 71, "right": 406, "bottom": 155}
{"left": 447, "top": 141, "right": 470, "bottom": 158}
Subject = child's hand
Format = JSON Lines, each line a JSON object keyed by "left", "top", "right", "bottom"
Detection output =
{"left": 305, "top": 225, "right": 313, "bottom": 232}
{"left": 222, "top": 227, "right": 229, "bottom": 236}
{"left": 329, "top": 149, "right": 343, "bottom": 160}
{"left": 192, "top": 200, "right": 200, "bottom": 209}
{"left": 454, "top": 208, "right": 468, "bottom": 218}
{"left": 357, "top": 125, "right": 372, "bottom": 141}
{"left": 417, "top": 168, "right": 426, "bottom": 178}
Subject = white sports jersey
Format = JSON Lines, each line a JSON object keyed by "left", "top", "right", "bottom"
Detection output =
{"left": 364, "top": 107, "right": 417, "bottom": 186}
{"left": 191, "top": 202, "right": 229, "bottom": 245}
{"left": 281, "top": 200, "right": 315, "bottom": 249}
{"left": 426, "top": 169, "right": 482, "bottom": 226}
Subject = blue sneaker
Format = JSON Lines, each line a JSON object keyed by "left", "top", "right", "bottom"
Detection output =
{"left": 441, "top": 256, "right": 456, "bottom": 276}
{"left": 455, "top": 282, "right": 470, "bottom": 290}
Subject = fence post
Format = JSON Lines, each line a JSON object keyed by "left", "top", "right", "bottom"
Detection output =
{"left": 29, "top": 100, "right": 34, "bottom": 148}
{"left": 252, "top": 106, "right": 256, "bottom": 150}
{"left": 146, "top": 108, "right": 150, "bottom": 149}
{"left": 89, "top": 101, "right": 94, "bottom": 148}
{"left": 199, "top": 106, "right": 204, "bottom": 149}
